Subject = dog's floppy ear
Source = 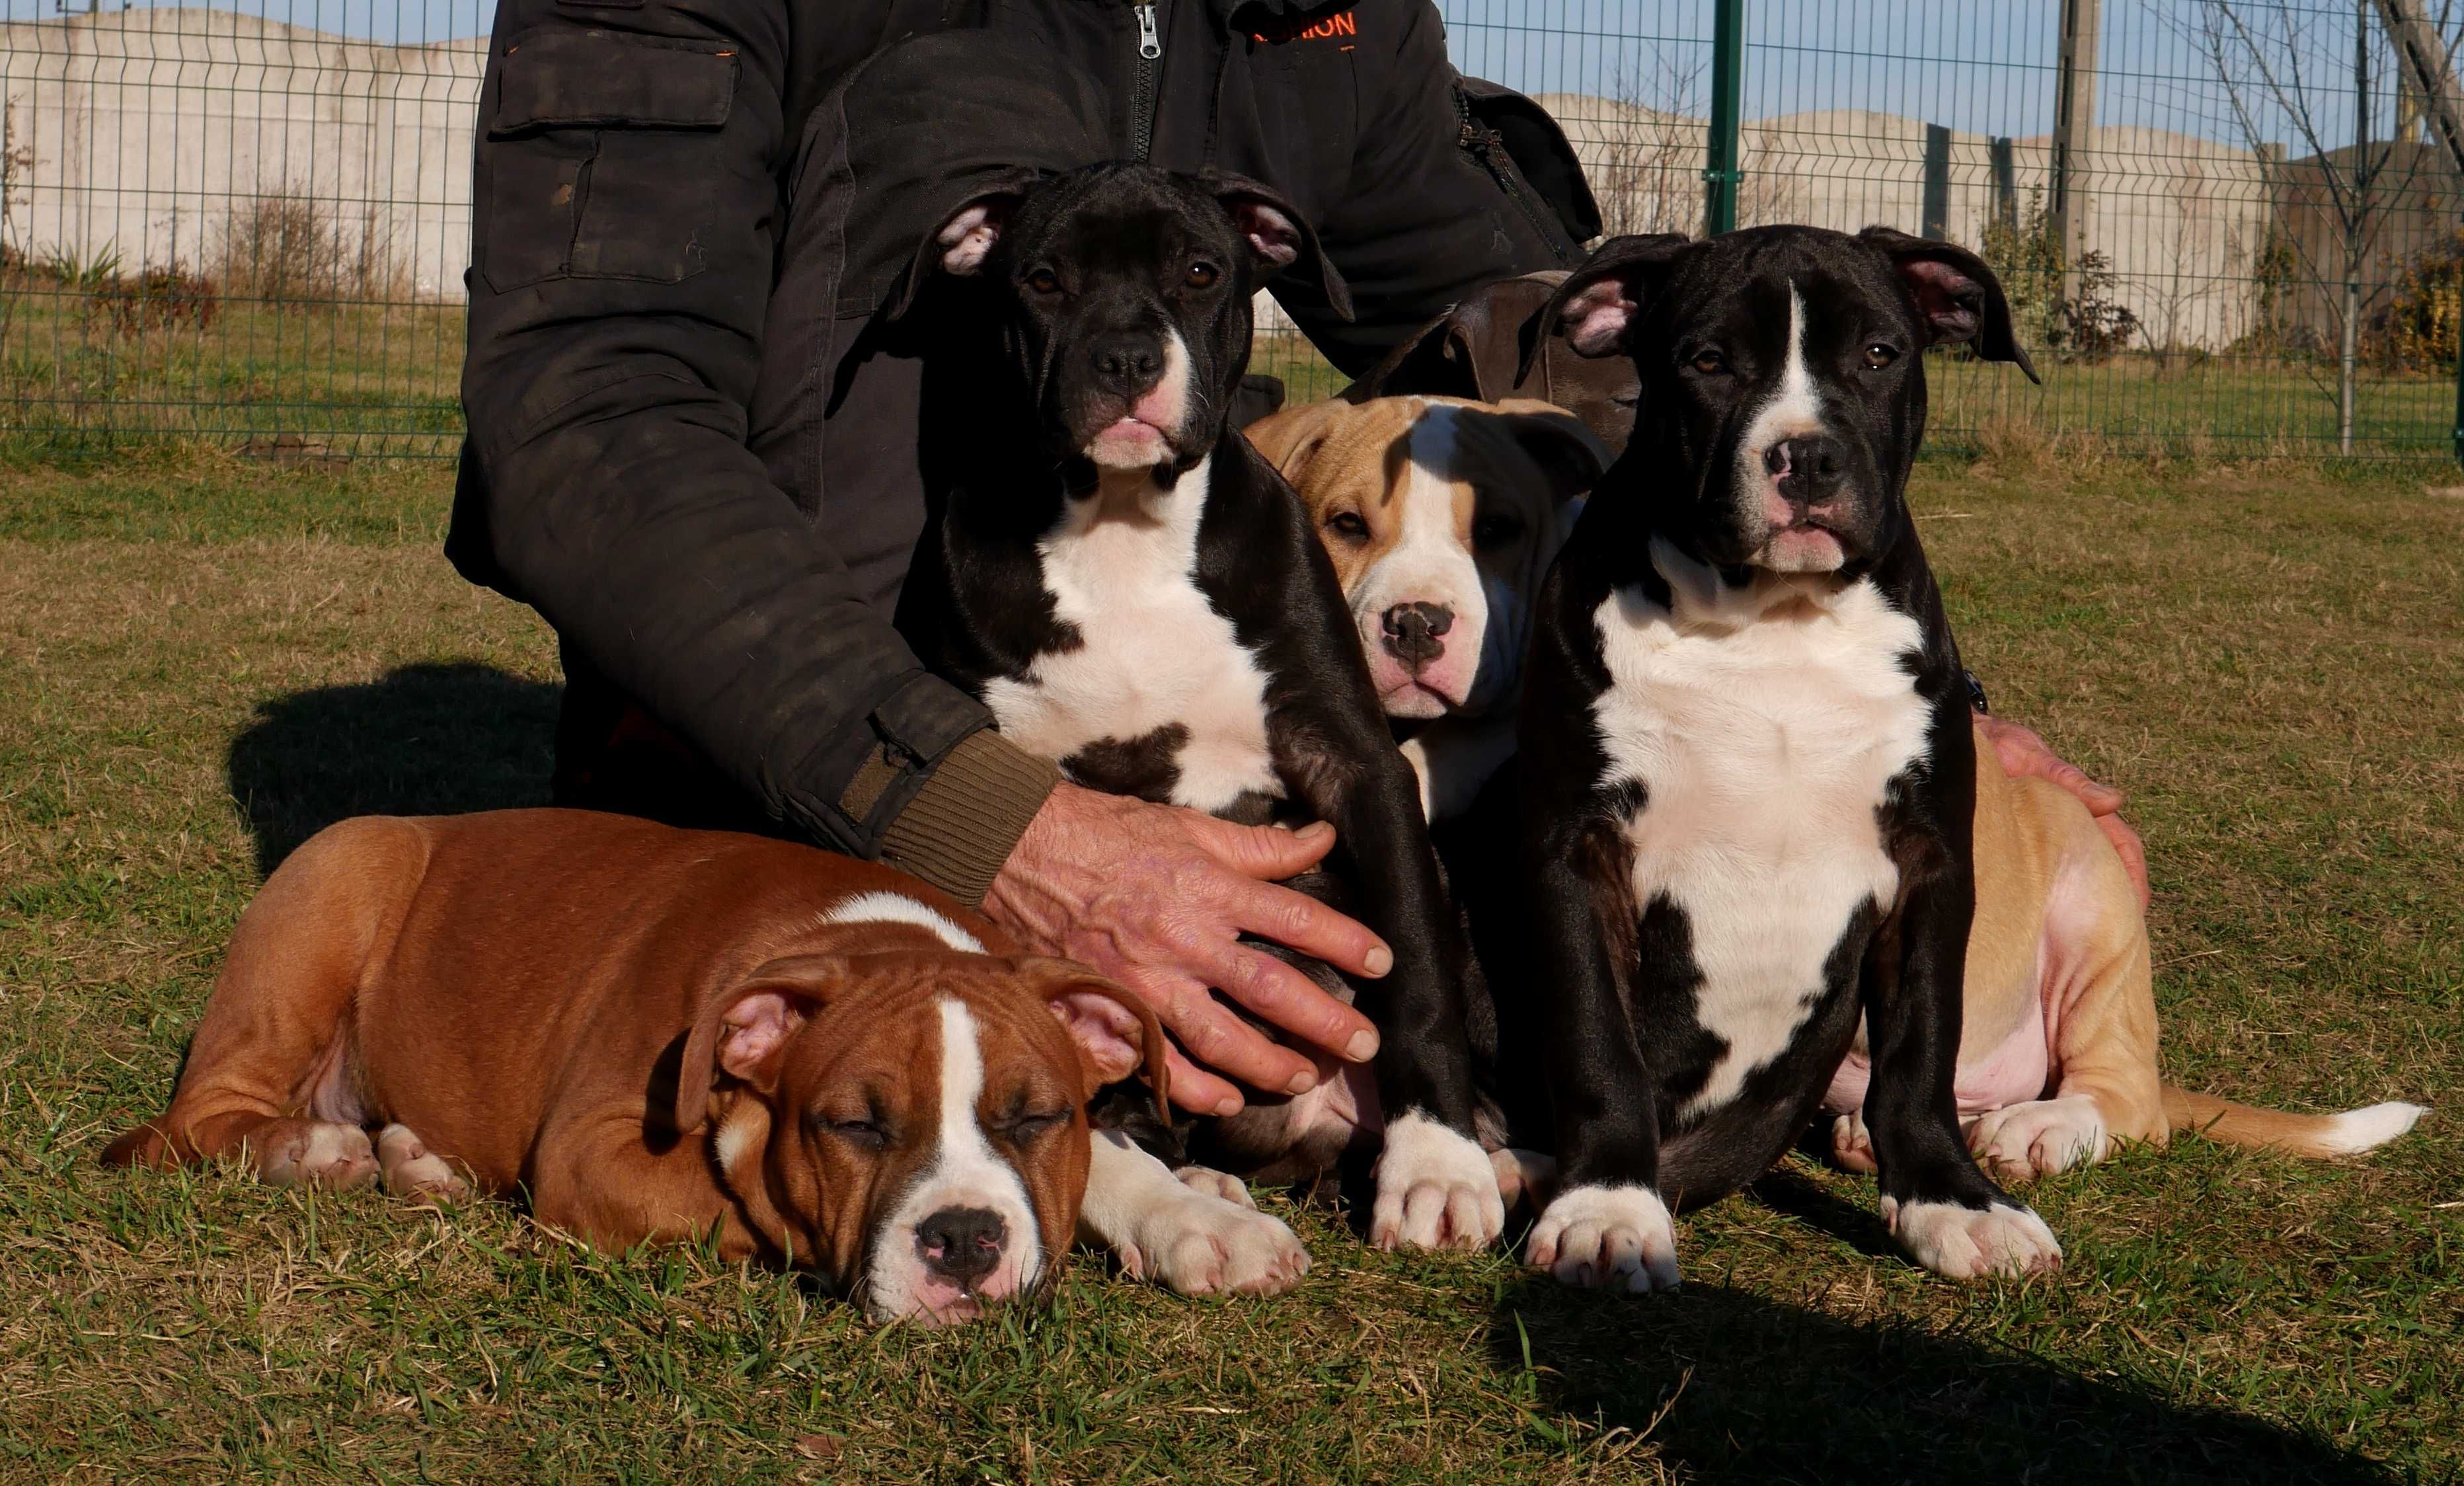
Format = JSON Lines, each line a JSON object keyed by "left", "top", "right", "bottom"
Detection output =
{"left": 1524, "top": 233, "right": 1692, "bottom": 380}
{"left": 1013, "top": 955, "right": 1174, "bottom": 1121}
{"left": 1208, "top": 173, "right": 1355, "bottom": 325}
{"left": 1244, "top": 397, "right": 1352, "bottom": 487}
{"left": 1488, "top": 398, "right": 1611, "bottom": 501}
{"left": 1859, "top": 226, "right": 2041, "bottom": 384}
{"left": 674, "top": 955, "right": 857, "bottom": 1133}
{"left": 886, "top": 176, "right": 1037, "bottom": 323}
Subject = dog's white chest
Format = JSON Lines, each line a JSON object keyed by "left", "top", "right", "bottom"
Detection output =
{"left": 1590, "top": 541, "right": 1931, "bottom": 1118}
{"left": 982, "top": 461, "right": 1282, "bottom": 814}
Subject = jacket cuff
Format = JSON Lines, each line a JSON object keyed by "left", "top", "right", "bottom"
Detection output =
{"left": 876, "top": 729, "right": 1059, "bottom": 909}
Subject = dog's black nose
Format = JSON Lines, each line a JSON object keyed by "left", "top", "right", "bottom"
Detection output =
{"left": 916, "top": 1206, "right": 1005, "bottom": 1282}
{"left": 1089, "top": 332, "right": 1163, "bottom": 392}
{"left": 1771, "top": 435, "right": 1847, "bottom": 506}
{"left": 1381, "top": 602, "right": 1453, "bottom": 668}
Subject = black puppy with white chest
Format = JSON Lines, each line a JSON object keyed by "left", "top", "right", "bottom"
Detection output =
{"left": 1513, "top": 225, "right": 2056, "bottom": 1288}
{"left": 889, "top": 163, "right": 1504, "bottom": 1252}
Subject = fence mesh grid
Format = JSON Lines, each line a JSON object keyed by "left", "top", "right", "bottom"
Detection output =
{"left": 5, "top": 1, "right": 2460, "bottom": 459}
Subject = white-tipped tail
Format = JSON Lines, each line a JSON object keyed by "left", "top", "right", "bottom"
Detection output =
{"left": 2319, "top": 1101, "right": 2430, "bottom": 1155}
{"left": 2164, "top": 1087, "right": 2427, "bottom": 1158}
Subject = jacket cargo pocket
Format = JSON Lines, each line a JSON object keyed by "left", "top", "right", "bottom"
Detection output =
{"left": 481, "top": 30, "right": 739, "bottom": 291}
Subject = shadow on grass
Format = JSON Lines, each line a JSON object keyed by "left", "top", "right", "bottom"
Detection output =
{"left": 1492, "top": 1276, "right": 2397, "bottom": 1485}
{"left": 227, "top": 662, "right": 558, "bottom": 874}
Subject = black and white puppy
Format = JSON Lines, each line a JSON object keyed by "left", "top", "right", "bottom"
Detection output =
{"left": 1512, "top": 225, "right": 2054, "bottom": 1289}
{"left": 889, "top": 163, "right": 1503, "bottom": 1252}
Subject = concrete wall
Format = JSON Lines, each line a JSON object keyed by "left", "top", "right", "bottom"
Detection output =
{"left": 0, "top": 11, "right": 2356, "bottom": 352}
{"left": 1543, "top": 93, "right": 2279, "bottom": 352}
{"left": 1, "top": 9, "right": 482, "bottom": 297}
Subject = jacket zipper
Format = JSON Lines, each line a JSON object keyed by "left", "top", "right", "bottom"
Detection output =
{"left": 1455, "top": 87, "right": 1572, "bottom": 264}
{"left": 1130, "top": 2, "right": 1163, "bottom": 160}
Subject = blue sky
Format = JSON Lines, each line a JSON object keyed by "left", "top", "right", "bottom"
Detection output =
{"left": 9, "top": 0, "right": 2440, "bottom": 156}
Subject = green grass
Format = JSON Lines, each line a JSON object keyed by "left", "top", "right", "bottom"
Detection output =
{"left": 0, "top": 277, "right": 465, "bottom": 461}
{"left": 0, "top": 453, "right": 2459, "bottom": 1481}
{"left": 3, "top": 275, "right": 2455, "bottom": 464}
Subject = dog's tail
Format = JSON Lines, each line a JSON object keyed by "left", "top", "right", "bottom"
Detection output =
{"left": 99, "top": 1120, "right": 175, "bottom": 1169}
{"left": 2162, "top": 1087, "right": 2425, "bottom": 1158}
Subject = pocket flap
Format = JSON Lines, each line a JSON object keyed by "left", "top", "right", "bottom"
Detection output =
{"left": 493, "top": 31, "right": 738, "bottom": 134}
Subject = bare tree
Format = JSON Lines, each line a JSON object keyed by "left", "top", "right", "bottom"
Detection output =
{"left": 1582, "top": 56, "right": 1713, "bottom": 237}
{"left": 2139, "top": 157, "right": 2248, "bottom": 372}
{"left": 1576, "top": 58, "right": 1804, "bottom": 239}
{"left": 2188, "top": 0, "right": 2442, "bottom": 450}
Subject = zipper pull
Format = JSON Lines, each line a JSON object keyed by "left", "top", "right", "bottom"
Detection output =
{"left": 1136, "top": 3, "right": 1162, "bottom": 59}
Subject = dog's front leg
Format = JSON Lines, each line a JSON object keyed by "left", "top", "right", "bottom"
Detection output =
{"left": 1863, "top": 849, "right": 2064, "bottom": 1280}
{"left": 1077, "top": 1129, "right": 1308, "bottom": 1297}
{"left": 1321, "top": 745, "right": 1505, "bottom": 1251}
{"left": 1397, "top": 713, "right": 1521, "bottom": 824}
{"left": 1521, "top": 815, "right": 1681, "bottom": 1292}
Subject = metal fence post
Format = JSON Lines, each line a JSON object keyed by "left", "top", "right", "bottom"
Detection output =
{"left": 2050, "top": 0, "right": 2101, "bottom": 300}
{"left": 1703, "top": 0, "right": 1744, "bottom": 237}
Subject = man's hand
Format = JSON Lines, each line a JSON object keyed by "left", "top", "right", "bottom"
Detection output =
{"left": 1976, "top": 713, "right": 2150, "bottom": 909}
{"left": 985, "top": 783, "right": 1388, "bottom": 1116}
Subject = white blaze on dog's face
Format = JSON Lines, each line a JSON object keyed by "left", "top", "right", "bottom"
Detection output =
{"left": 1249, "top": 395, "right": 1605, "bottom": 719}
{"left": 683, "top": 929, "right": 1102, "bottom": 1328}
{"left": 1732, "top": 284, "right": 1847, "bottom": 574}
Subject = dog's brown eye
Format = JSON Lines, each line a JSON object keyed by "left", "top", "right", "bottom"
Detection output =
{"left": 1691, "top": 348, "right": 1728, "bottom": 375}
{"left": 1473, "top": 513, "right": 1525, "bottom": 550}
{"left": 1186, "top": 261, "right": 1219, "bottom": 289}
{"left": 1863, "top": 342, "right": 1899, "bottom": 370}
{"left": 1326, "top": 510, "right": 1369, "bottom": 543}
{"left": 1025, "top": 268, "right": 1061, "bottom": 295}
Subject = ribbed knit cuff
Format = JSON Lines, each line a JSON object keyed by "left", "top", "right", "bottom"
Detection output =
{"left": 878, "top": 728, "right": 1060, "bottom": 909}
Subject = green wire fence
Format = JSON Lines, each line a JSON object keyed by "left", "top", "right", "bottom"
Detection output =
{"left": 7, "top": 1, "right": 2463, "bottom": 460}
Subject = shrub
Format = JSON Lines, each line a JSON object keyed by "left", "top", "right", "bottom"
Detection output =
{"left": 213, "top": 192, "right": 405, "bottom": 304}
{"left": 86, "top": 265, "right": 219, "bottom": 337}
{"left": 2364, "top": 228, "right": 2463, "bottom": 373}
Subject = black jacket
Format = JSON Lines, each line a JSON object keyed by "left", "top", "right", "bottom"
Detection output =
{"left": 451, "top": 0, "right": 1597, "bottom": 902}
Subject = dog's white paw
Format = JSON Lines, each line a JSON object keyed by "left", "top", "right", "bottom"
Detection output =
{"left": 1966, "top": 1095, "right": 2110, "bottom": 1181}
{"left": 256, "top": 1121, "right": 378, "bottom": 1190}
{"left": 1525, "top": 1183, "right": 1680, "bottom": 1292}
{"left": 1829, "top": 1111, "right": 1878, "bottom": 1173}
{"left": 1128, "top": 1194, "right": 1309, "bottom": 1298}
{"left": 375, "top": 1123, "right": 470, "bottom": 1204}
{"left": 1173, "top": 1165, "right": 1256, "bottom": 1209}
{"left": 1369, "top": 1111, "right": 1506, "bottom": 1251}
{"left": 1884, "top": 1196, "right": 2063, "bottom": 1280}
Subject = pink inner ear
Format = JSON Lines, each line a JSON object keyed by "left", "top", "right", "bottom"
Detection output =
{"left": 1559, "top": 279, "right": 1638, "bottom": 357}
{"left": 718, "top": 992, "right": 802, "bottom": 1082}
{"left": 937, "top": 204, "right": 1003, "bottom": 276}
{"left": 1046, "top": 992, "right": 1139, "bottom": 1085}
{"left": 1231, "top": 200, "right": 1303, "bottom": 270}
{"left": 1900, "top": 258, "right": 1982, "bottom": 340}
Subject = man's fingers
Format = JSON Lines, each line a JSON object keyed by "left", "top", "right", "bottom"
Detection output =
{"left": 2097, "top": 813, "right": 2152, "bottom": 911}
{"left": 1232, "top": 877, "right": 1393, "bottom": 987}
{"left": 1125, "top": 966, "right": 1310, "bottom": 1113}
{"left": 1205, "top": 941, "right": 1379, "bottom": 1069}
{"left": 1161, "top": 1044, "right": 1239, "bottom": 1121}
{"left": 1187, "top": 812, "right": 1338, "bottom": 881}
{"left": 1982, "top": 713, "right": 2126, "bottom": 814}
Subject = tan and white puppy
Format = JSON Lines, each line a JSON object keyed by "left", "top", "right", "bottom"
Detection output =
{"left": 1247, "top": 395, "right": 1608, "bottom": 820}
{"left": 104, "top": 810, "right": 1308, "bottom": 1324}
{"left": 1822, "top": 723, "right": 2427, "bottom": 1181}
